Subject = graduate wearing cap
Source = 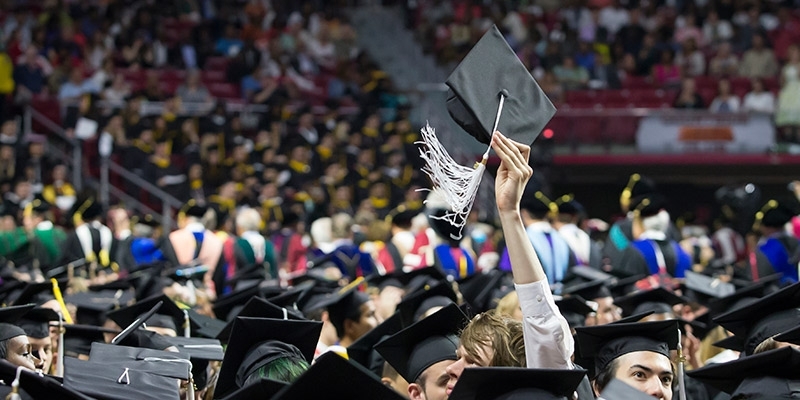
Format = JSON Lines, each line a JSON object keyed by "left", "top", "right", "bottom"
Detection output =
{"left": 575, "top": 320, "right": 680, "bottom": 399}
{"left": 303, "top": 279, "right": 377, "bottom": 349}
{"left": 16, "top": 307, "right": 58, "bottom": 374}
{"left": 562, "top": 268, "right": 623, "bottom": 326}
{"left": 0, "top": 322, "right": 38, "bottom": 371}
{"left": 60, "top": 193, "right": 114, "bottom": 270}
{"left": 498, "top": 185, "right": 575, "bottom": 288}
{"left": 553, "top": 194, "right": 602, "bottom": 269}
{"left": 449, "top": 367, "right": 587, "bottom": 400}
{"left": 115, "top": 213, "right": 169, "bottom": 271}
{"left": 142, "top": 136, "right": 188, "bottom": 201}
{"left": 623, "top": 194, "right": 692, "bottom": 281}
{"left": 167, "top": 200, "right": 224, "bottom": 297}
{"left": 750, "top": 199, "right": 800, "bottom": 284}
{"left": 21, "top": 197, "right": 66, "bottom": 273}
{"left": 375, "top": 303, "right": 468, "bottom": 400}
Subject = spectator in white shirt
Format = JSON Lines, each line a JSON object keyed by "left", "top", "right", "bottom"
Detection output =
{"left": 742, "top": 78, "right": 776, "bottom": 114}
{"left": 709, "top": 78, "right": 741, "bottom": 113}
{"left": 703, "top": 10, "right": 734, "bottom": 47}
{"left": 676, "top": 37, "right": 706, "bottom": 77}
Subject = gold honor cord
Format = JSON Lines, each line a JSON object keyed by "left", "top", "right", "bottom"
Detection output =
{"left": 51, "top": 278, "right": 74, "bottom": 324}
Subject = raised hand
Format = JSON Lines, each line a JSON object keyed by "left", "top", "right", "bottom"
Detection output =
{"left": 491, "top": 131, "right": 533, "bottom": 214}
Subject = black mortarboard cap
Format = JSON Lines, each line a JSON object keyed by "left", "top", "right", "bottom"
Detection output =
{"left": 774, "top": 323, "right": 800, "bottom": 346}
{"left": 271, "top": 352, "right": 406, "bottom": 400}
{"left": 63, "top": 357, "right": 181, "bottom": 400}
{"left": 678, "top": 318, "right": 711, "bottom": 342}
{"left": 24, "top": 197, "right": 50, "bottom": 215}
{"left": 448, "top": 367, "right": 587, "bottom": 400}
{"left": 457, "top": 269, "right": 510, "bottom": 313}
{"left": 212, "top": 282, "right": 262, "bottom": 322}
{"left": 0, "top": 304, "right": 36, "bottom": 323}
{"left": 375, "top": 303, "right": 467, "bottom": 383}
{"left": 607, "top": 274, "right": 646, "bottom": 298}
{"left": 723, "top": 307, "right": 800, "bottom": 356}
{"left": 599, "top": 378, "right": 660, "bottom": 400}
{"left": 219, "top": 378, "right": 287, "bottom": 400}
{"left": 631, "top": 193, "right": 668, "bottom": 218}
{"left": 214, "top": 317, "right": 322, "bottom": 398}
{"left": 65, "top": 289, "right": 134, "bottom": 326}
{"left": 706, "top": 281, "right": 770, "bottom": 317}
{"left": 303, "top": 278, "right": 370, "bottom": 334}
{"left": 614, "top": 287, "right": 685, "bottom": 317}
{"left": 563, "top": 279, "right": 612, "bottom": 302}
{"left": 396, "top": 279, "right": 458, "bottom": 326}
{"left": 12, "top": 278, "right": 68, "bottom": 306}
{"left": 89, "top": 342, "right": 191, "bottom": 380}
{"left": 687, "top": 346, "right": 800, "bottom": 396}
{"left": 445, "top": 25, "right": 555, "bottom": 146}
{"left": 216, "top": 297, "right": 305, "bottom": 343}
{"left": 265, "top": 284, "right": 309, "bottom": 311}
{"left": 109, "top": 299, "right": 164, "bottom": 345}
{"left": 755, "top": 199, "right": 796, "bottom": 229}
{"left": 347, "top": 311, "right": 403, "bottom": 377}
{"left": 61, "top": 324, "right": 118, "bottom": 357}
{"left": 107, "top": 295, "right": 195, "bottom": 337}
{"left": 614, "top": 310, "right": 655, "bottom": 324}
{"left": 575, "top": 320, "right": 679, "bottom": 379}
{"left": 403, "top": 266, "right": 449, "bottom": 296}
{"left": 0, "top": 359, "right": 92, "bottom": 400}
{"left": 185, "top": 309, "right": 226, "bottom": 339}
{"left": 620, "top": 174, "right": 657, "bottom": 209}
{"left": 556, "top": 296, "right": 595, "bottom": 331}
{"left": 713, "top": 282, "right": 800, "bottom": 337}
{"left": 17, "top": 307, "right": 59, "bottom": 338}
{"left": 520, "top": 188, "right": 558, "bottom": 216}
{"left": 179, "top": 199, "right": 208, "bottom": 219}
{"left": 681, "top": 271, "right": 736, "bottom": 305}
{"left": 163, "top": 336, "right": 224, "bottom": 361}
{"left": 0, "top": 322, "right": 26, "bottom": 342}
{"left": 555, "top": 194, "right": 585, "bottom": 216}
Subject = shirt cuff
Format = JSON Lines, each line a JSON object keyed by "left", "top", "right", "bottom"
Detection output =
{"left": 516, "top": 279, "right": 559, "bottom": 318}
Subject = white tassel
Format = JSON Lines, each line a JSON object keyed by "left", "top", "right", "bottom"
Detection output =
{"left": 417, "top": 123, "right": 488, "bottom": 241}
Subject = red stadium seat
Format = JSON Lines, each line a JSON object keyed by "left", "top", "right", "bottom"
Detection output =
{"left": 622, "top": 76, "right": 654, "bottom": 89}
{"left": 208, "top": 83, "right": 241, "bottom": 99}
{"left": 201, "top": 70, "right": 226, "bottom": 83}
{"left": 205, "top": 57, "right": 230, "bottom": 71}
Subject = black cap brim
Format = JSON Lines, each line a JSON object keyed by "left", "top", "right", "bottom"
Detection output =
{"left": 448, "top": 367, "right": 587, "bottom": 400}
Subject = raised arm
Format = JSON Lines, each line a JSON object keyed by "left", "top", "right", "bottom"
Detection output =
{"left": 492, "top": 131, "right": 574, "bottom": 370}
{"left": 491, "top": 131, "right": 546, "bottom": 284}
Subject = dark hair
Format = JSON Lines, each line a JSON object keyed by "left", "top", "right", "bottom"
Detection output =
{"left": 593, "top": 358, "right": 619, "bottom": 393}
{"left": 0, "top": 339, "right": 8, "bottom": 359}
{"left": 242, "top": 356, "right": 309, "bottom": 387}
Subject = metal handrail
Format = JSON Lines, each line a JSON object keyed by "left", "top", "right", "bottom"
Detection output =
{"left": 106, "top": 160, "right": 184, "bottom": 229}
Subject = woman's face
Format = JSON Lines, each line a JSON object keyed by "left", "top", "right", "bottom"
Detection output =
{"left": 6, "top": 335, "right": 37, "bottom": 371}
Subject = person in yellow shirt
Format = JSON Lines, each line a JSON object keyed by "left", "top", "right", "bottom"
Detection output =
{"left": 0, "top": 46, "right": 15, "bottom": 121}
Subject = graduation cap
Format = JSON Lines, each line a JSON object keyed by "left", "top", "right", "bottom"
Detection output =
{"left": 520, "top": 188, "right": 558, "bottom": 217}
{"left": 271, "top": 352, "right": 406, "bottom": 400}
{"left": 713, "top": 282, "right": 800, "bottom": 338}
{"left": 445, "top": 25, "right": 555, "bottom": 147}
{"left": 563, "top": 279, "right": 613, "bottom": 302}
{"left": 215, "top": 297, "right": 305, "bottom": 343}
{"left": 457, "top": 269, "right": 511, "bottom": 313}
{"left": 109, "top": 299, "right": 165, "bottom": 345}
{"left": 614, "top": 287, "right": 685, "bottom": 318}
{"left": 211, "top": 283, "right": 263, "bottom": 322}
{"left": 11, "top": 278, "right": 69, "bottom": 306}
{"left": 631, "top": 193, "right": 668, "bottom": 218}
{"left": 677, "top": 318, "right": 711, "bottom": 342}
{"left": 347, "top": 311, "right": 404, "bottom": 377}
{"left": 63, "top": 356, "right": 181, "bottom": 400}
{"left": 65, "top": 289, "right": 134, "bottom": 326}
{"left": 448, "top": 367, "right": 587, "bottom": 400}
{"left": 302, "top": 278, "right": 370, "bottom": 335}
{"left": 687, "top": 346, "right": 800, "bottom": 396}
{"left": 218, "top": 378, "right": 287, "bottom": 400}
{"left": 0, "top": 359, "right": 93, "bottom": 400}
{"left": 720, "top": 307, "right": 800, "bottom": 356}
{"left": 106, "top": 295, "right": 195, "bottom": 338}
{"left": 185, "top": 309, "right": 226, "bottom": 339}
{"left": 375, "top": 303, "right": 467, "bottom": 383}
{"left": 754, "top": 199, "right": 796, "bottom": 229}
{"left": 0, "top": 322, "right": 26, "bottom": 342}
{"left": 178, "top": 199, "right": 208, "bottom": 219}
{"left": 17, "top": 307, "right": 60, "bottom": 339}
{"left": 680, "top": 271, "right": 736, "bottom": 305}
{"left": 164, "top": 336, "right": 224, "bottom": 391}
{"left": 607, "top": 274, "right": 646, "bottom": 298}
{"left": 396, "top": 279, "right": 458, "bottom": 326}
{"left": 403, "top": 266, "right": 449, "bottom": 297}
{"left": 23, "top": 197, "right": 50, "bottom": 216}
{"left": 555, "top": 296, "right": 595, "bottom": 331}
{"left": 69, "top": 195, "right": 103, "bottom": 224}
{"left": 0, "top": 304, "right": 36, "bottom": 323}
{"left": 706, "top": 280, "right": 771, "bottom": 317}
{"left": 213, "top": 317, "right": 323, "bottom": 398}
{"left": 89, "top": 342, "right": 192, "bottom": 380}
{"left": 620, "top": 174, "right": 658, "bottom": 211}
{"left": 574, "top": 320, "right": 680, "bottom": 379}
{"left": 555, "top": 194, "right": 585, "bottom": 216}
{"left": 61, "top": 324, "right": 119, "bottom": 358}
{"left": 598, "top": 379, "right": 660, "bottom": 400}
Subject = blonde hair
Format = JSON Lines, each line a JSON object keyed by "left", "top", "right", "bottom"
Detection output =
{"left": 459, "top": 310, "right": 525, "bottom": 368}
{"left": 495, "top": 291, "right": 520, "bottom": 319}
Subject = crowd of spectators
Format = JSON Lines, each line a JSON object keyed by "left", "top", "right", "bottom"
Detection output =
{"left": 0, "top": 0, "right": 424, "bottom": 236}
{"left": 408, "top": 0, "right": 800, "bottom": 139}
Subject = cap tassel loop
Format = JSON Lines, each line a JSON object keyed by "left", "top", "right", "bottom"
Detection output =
{"left": 417, "top": 92, "right": 506, "bottom": 240}
{"left": 5, "top": 366, "right": 23, "bottom": 400}
{"left": 117, "top": 368, "right": 130, "bottom": 385}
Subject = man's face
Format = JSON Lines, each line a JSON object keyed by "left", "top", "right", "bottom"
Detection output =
{"left": 590, "top": 297, "right": 621, "bottom": 326}
{"left": 612, "top": 351, "right": 674, "bottom": 400}
{"left": 348, "top": 301, "right": 378, "bottom": 341}
{"left": 28, "top": 336, "right": 52, "bottom": 373}
{"left": 5, "top": 336, "right": 37, "bottom": 370}
{"left": 444, "top": 343, "right": 494, "bottom": 397}
{"left": 409, "top": 359, "right": 453, "bottom": 400}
